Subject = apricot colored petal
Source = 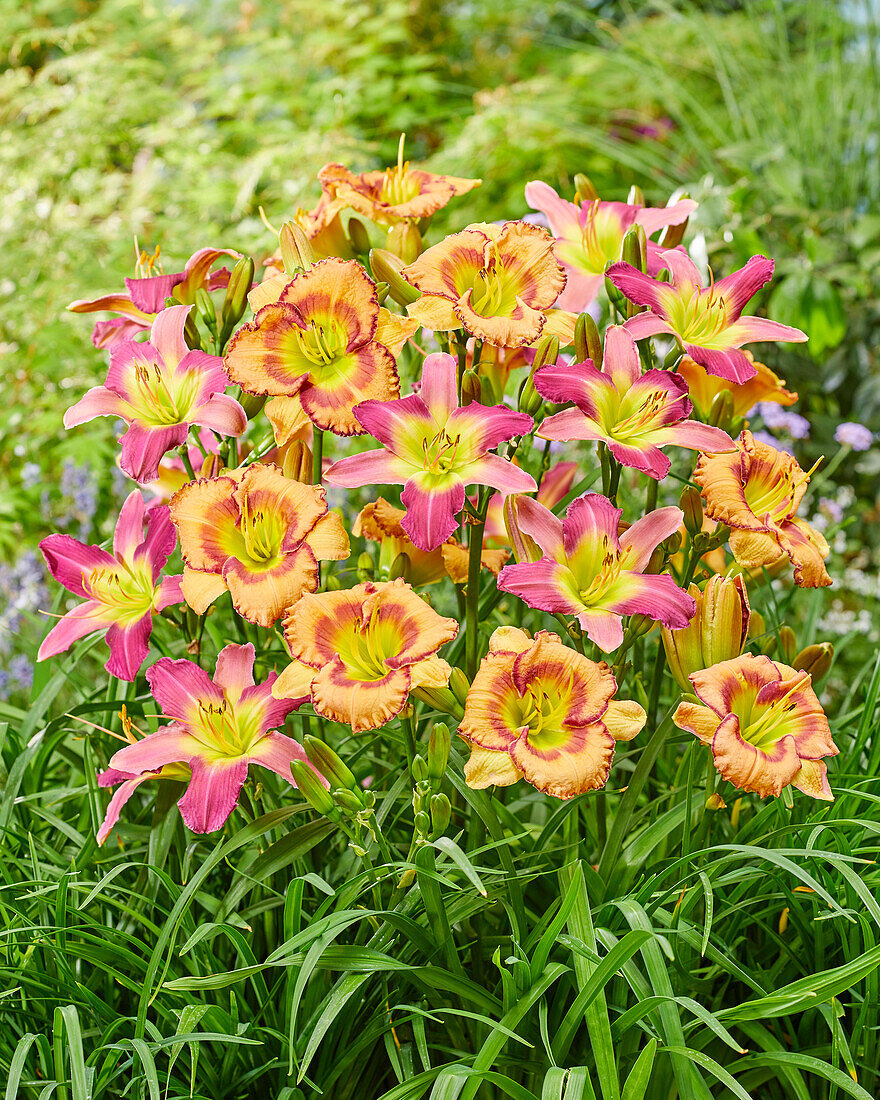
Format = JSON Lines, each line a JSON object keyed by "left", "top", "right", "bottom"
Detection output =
{"left": 778, "top": 519, "right": 832, "bottom": 588}
{"left": 673, "top": 701, "right": 720, "bottom": 745}
{"left": 224, "top": 542, "right": 318, "bottom": 627}
{"left": 181, "top": 566, "right": 227, "bottom": 614}
{"left": 271, "top": 659, "right": 315, "bottom": 702}
{"left": 403, "top": 230, "right": 488, "bottom": 298}
{"left": 441, "top": 541, "right": 508, "bottom": 583}
{"left": 464, "top": 744, "right": 521, "bottom": 789}
{"left": 373, "top": 579, "right": 458, "bottom": 668}
{"left": 171, "top": 475, "right": 243, "bottom": 571}
{"left": 304, "top": 343, "right": 401, "bottom": 435}
{"left": 375, "top": 309, "right": 419, "bottom": 356}
{"left": 224, "top": 303, "right": 312, "bottom": 396}
{"left": 306, "top": 512, "right": 350, "bottom": 562}
{"left": 728, "top": 528, "right": 785, "bottom": 571}
{"left": 312, "top": 657, "right": 410, "bottom": 733}
{"left": 791, "top": 759, "right": 834, "bottom": 801}
{"left": 265, "top": 394, "right": 312, "bottom": 445}
{"left": 235, "top": 463, "right": 327, "bottom": 548}
{"left": 410, "top": 654, "right": 453, "bottom": 690}
{"left": 711, "top": 715, "right": 800, "bottom": 798}
{"left": 602, "top": 699, "right": 647, "bottom": 742}
{"left": 459, "top": 653, "right": 520, "bottom": 750}
{"left": 278, "top": 258, "right": 378, "bottom": 347}
{"left": 406, "top": 295, "right": 460, "bottom": 332}
{"left": 455, "top": 290, "right": 545, "bottom": 349}
{"left": 283, "top": 587, "right": 364, "bottom": 666}
{"left": 689, "top": 654, "right": 779, "bottom": 718}
{"left": 541, "top": 309, "right": 579, "bottom": 344}
{"left": 512, "top": 722, "right": 615, "bottom": 798}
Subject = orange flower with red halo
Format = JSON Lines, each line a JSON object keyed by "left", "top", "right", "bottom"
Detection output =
{"left": 318, "top": 160, "right": 480, "bottom": 225}
{"left": 677, "top": 354, "right": 798, "bottom": 422}
{"left": 170, "top": 463, "right": 349, "bottom": 627}
{"left": 460, "top": 627, "right": 646, "bottom": 799}
{"left": 272, "top": 580, "right": 458, "bottom": 733}
{"left": 402, "top": 222, "right": 577, "bottom": 348}
{"left": 694, "top": 430, "right": 830, "bottom": 588}
{"left": 224, "top": 258, "right": 416, "bottom": 436}
{"left": 673, "top": 654, "right": 838, "bottom": 800}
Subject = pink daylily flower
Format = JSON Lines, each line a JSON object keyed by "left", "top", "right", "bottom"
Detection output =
{"left": 606, "top": 250, "right": 807, "bottom": 384}
{"left": 497, "top": 493, "right": 695, "bottom": 652}
{"left": 38, "top": 491, "right": 184, "bottom": 680}
{"left": 105, "top": 643, "right": 318, "bottom": 834}
{"left": 324, "top": 353, "right": 537, "bottom": 551}
{"left": 96, "top": 762, "right": 191, "bottom": 846}
{"left": 69, "top": 246, "right": 241, "bottom": 349}
{"left": 524, "top": 181, "right": 696, "bottom": 312}
{"left": 64, "top": 305, "right": 247, "bottom": 484}
{"left": 535, "top": 325, "right": 734, "bottom": 479}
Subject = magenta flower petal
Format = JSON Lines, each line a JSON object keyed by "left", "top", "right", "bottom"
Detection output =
{"left": 576, "top": 609, "right": 625, "bottom": 652}
{"left": 40, "top": 535, "right": 116, "bottom": 597}
{"left": 619, "top": 506, "right": 683, "bottom": 570}
{"left": 354, "top": 394, "right": 433, "bottom": 453}
{"left": 63, "top": 386, "right": 126, "bottom": 428}
{"left": 125, "top": 273, "right": 182, "bottom": 314}
{"left": 214, "top": 643, "right": 256, "bottom": 701}
{"left": 661, "top": 421, "right": 734, "bottom": 453}
{"left": 105, "top": 615, "right": 154, "bottom": 680}
{"left": 133, "top": 504, "right": 177, "bottom": 578}
{"left": 534, "top": 361, "right": 609, "bottom": 409}
{"left": 239, "top": 679, "right": 304, "bottom": 733}
{"left": 457, "top": 453, "right": 537, "bottom": 495}
{"left": 119, "top": 422, "right": 189, "bottom": 484}
{"left": 177, "top": 756, "right": 250, "bottom": 833}
{"left": 447, "top": 404, "right": 534, "bottom": 454}
{"left": 713, "top": 255, "right": 775, "bottom": 321}
{"left": 155, "top": 573, "right": 185, "bottom": 609}
{"left": 324, "top": 448, "right": 409, "bottom": 488}
{"left": 538, "top": 407, "right": 604, "bottom": 443}
{"left": 496, "top": 559, "right": 581, "bottom": 615}
{"left": 113, "top": 492, "right": 148, "bottom": 560}
{"left": 608, "top": 572, "right": 695, "bottom": 629}
{"left": 191, "top": 393, "right": 248, "bottom": 438}
{"left": 623, "top": 312, "right": 673, "bottom": 341}
{"left": 686, "top": 345, "right": 756, "bottom": 384}
{"left": 418, "top": 353, "right": 459, "bottom": 423}
{"left": 37, "top": 603, "right": 106, "bottom": 662}
{"left": 147, "top": 657, "right": 223, "bottom": 721}
{"left": 635, "top": 198, "right": 697, "bottom": 236}
{"left": 91, "top": 317, "right": 148, "bottom": 349}
{"left": 602, "top": 325, "right": 642, "bottom": 388}
{"left": 515, "top": 496, "right": 566, "bottom": 559}
{"left": 177, "top": 349, "right": 234, "bottom": 394}
{"left": 605, "top": 263, "right": 670, "bottom": 312}
{"left": 248, "top": 730, "right": 315, "bottom": 784}
{"left": 149, "top": 304, "right": 191, "bottom": 367}
{"left": 96, "top": 771, "right": 158, "bottom": 845}
{"left": 110, "top": 726, "right": 202, "bottom": 774}
{"left": 607, "top": 440, "right": 670, "bottom": 480}
{"left": 401, "top": 474, "right": 466, "bottom": 551}
{"left": 726, "top": 316, "right": 808, "bottom": 346}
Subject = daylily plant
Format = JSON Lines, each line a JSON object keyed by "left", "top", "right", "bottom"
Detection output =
{"left": 106, "top": 643, "right": 315, "bottom": 833}
{"left": 69, "top": 246, "right": 241, "bottom": 348}
{"left": 606, "top": 250, "right": 808, "bottom": 383}
{"left": 324, "top": 352, "right": 537, "bottom": 551}
{"left": 673, "top": 654, "right": 838, "bottom": 800}
{"left": 319, "top": 158, "right": 481, "bottom": 225}
{"left": 694, "top": 430, "right": 831, "bottom": 587}
{"left": 460, "top": 626, "right": 646, "bottom": 798}
{"left": 224, "top": 258, "right": 415, "bottom": 435}
{"left": 64, "top": 305, "right": 247, "bottom": 483}
{"left": 525, "top": 180, "right": 696, "bottom": 311}
{"left": 402, "top": 222, "right": 576, "bottom": 348}
{"left": 497, "top": 493, "right": 695, "bottom": 651}
{"left": 170, "top": 462, "right": 349, "bottom": 627}
{"left": 676, "top": 353, "right": 798, "bottom": 423}
{"left": 38, "top": 491, "right": 183, "bottom": 680}
{"left": 273, "top": 580, "right": 458, "bottom": 733}
{"left": 534, "top": 325, "right": 734, "bottom": 479}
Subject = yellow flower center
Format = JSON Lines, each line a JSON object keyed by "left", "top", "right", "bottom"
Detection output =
{"left": 577, "top": 202, "right": 627, "bottom": 274}
{"left": 132, "top": 361, "right": 201, "bottom": 426}
{"left": 609, "top": 389, "right": 668, "bottom": 442}
{"left": 743, "top": 458, "right": 818, "bottom": 524}
{"left": 729, "top": 678, "right": 805, "bottom": 751}
{"left": 462, "top": 244, "right": 519, "bottom": 318}
{"left": 380, "top": 162, "right": 421, "bottom": 207}
{"left": 504, "top": 671, "right": 574, "bottom": 750}
{"left": 293, "top": 318, "right": 349, "bottom": 368}
{"left": 237, "top": 499, "right": 286, "bottom": 570}
{"left": 421, "top": 428, "right": 462, "bottom": 474}
{"left": 665, "top": 277, "right": 730, "bottom": 347}
{"left": 85, "top": 558, "right": 157, "bottom": 623}
{"left": 336, "top": 603, "right": 403, "bottom": 682}
{"left": 575, "top": 537, "right": 621, "bottom": 606}
{"left": 195, "top": 696, "right": 264, "bottom": 759}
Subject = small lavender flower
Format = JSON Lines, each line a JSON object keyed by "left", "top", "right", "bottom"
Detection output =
{"left": 751, "top": 429, "right": 793, "bottom": 454}
{"left": 8, "top": 654, "right": 33, "bottom": 692}
{"left": 819, "top": 497, "right": 845, "bottom": 525}
{"left": 834, "top": 422, "right": 874, "bottom": 451}
{"left": 755, "top": 402, "right": 810, "bottom": 439}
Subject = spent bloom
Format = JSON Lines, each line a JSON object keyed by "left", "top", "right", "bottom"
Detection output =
{"left": 273, "top": 580, "right": 458, "bottom": 733}
{"left": 834, "top": 422, "right": 874, "bottom": 451}
{"left": 402, "top": 222, "right": 576, "bottom": 348}
{"left": 662, "top": 573, "right": 751, "bottom": 690}
{"left": 64, "top": 305, "right": 247, "bottom": 484}
{"left": 695, "top": 430, "right": 831, "bottom": 587}
{"left": 535, "top": 325, "right": 733, "bottom": 479}
{"left": 104, "top": 644, "right": 314, "bottom": 834}
{"left": 607, "top": 250, "right": 807, "bottom": 384}
{"left": 324, "top": 352, "right": 537, "bottom": 551}
{"left": 38, "top": 491, "right": 183, "bottom": 680}
{"left": 171, "top": 463, "right": 349, "bottom": 627}
{"left": 460, "top": 626, "right": 646, "bottom": 798}
{"left": 525, "top": 180, "right": 696, "bottom": 311}
{"left": 497, "top": 493, "right": 695, "bottom": 652}
{"left": 673, "top": 654, "right": 838, "bottom": 801}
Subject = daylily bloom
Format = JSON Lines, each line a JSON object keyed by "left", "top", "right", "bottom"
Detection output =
{"left": 662, "top": 574, "right": 751, "bottom": 690}
{"left": 318, "top": 159, "right": 480, "bottom": 225}
{"left": 694, "top": 430, "right": 831, "bottom": 587}
{"left": 261, "top": 193, "right": 354, "bottom": 264}
{"left": 497, "top": 493, "right": 695, "bottom": 651}
{"left": 224, "top": 258, "right": 415, "bottom": 435}
{"left": 673, "top": 654, "right": 838, "bottom": 800}
{"left": 535, "top": 325, "right": 734, "bottom": 479}
{"left": 355, "top": 497, "right": 508, "bottom": 585}
{"left": 69, "top": 246, "right": 241, "bottom": 349}
{"left": 273, "top": 580, "right": 458, "bottom": 733}
{"left": 606, "top": 250, "right": 807, "bottom": 384}
{"left": 484, "top": 460, "right": 578, "bottom": 546}
{"left": 402, "top": 222, "right": 576, "bottom": 348}
{"left": 64, "top": 305, "right": 247, "bottom": 484}
{"left": 170, "top": 462, "right": 348, "bottom": 627}
{"left": 524, "top": 181, "right": 696, "bottom": 311}
{"left": 38, "top": 491, "right": 183, "bottom": 680}
{"left": 106, "top": 643, "right": 316, "bottom": 833}
{"left": 677, "top": 354, "right": 797, "bottom": 422}
{"left": 460, "top": 626, "right": 646, "bottom": 798}
{"left": 323, "top": 352, "right": 537, "bottom": 551}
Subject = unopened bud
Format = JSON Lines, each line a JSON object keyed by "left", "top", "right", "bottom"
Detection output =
{"left": 281, "top": 439, "right": 313, "bottom": 483}
{"left": 503, "top": 495, "right": 541, "bottom": 563}
{"left": 748, "top": 610, "right": 766, "bottom": 640}
{"left": 792, "top": 642, "right": 833, "bottom": 681}
{"left": 680, "top": 486, "right": 703, "bottom": 537}
{"left": 183, "top": 308, "right": 202, "bottom": 350}
{"left": 573, "top": 173, "right": 599, "bottom": 203}
{"left": 627, "top": 184, "right": 645, "bottom": 207}
{"left": 374, "top": 281, "right": 390, "bottom": 305}
{"left": 661, "top": 531, "right": 682, "bottom": 556}
{"left": 220, "top": 255, "right": 255, "bottom": 334}
{"left": 461, "top": 369, "right": 482, "bottom": 405}
{"left": 574, "top": 312, "right": 602, "bottom": 367}
{"left": 430, "top": 793, "right": 451, "bottom": 835}
{"left": 304, "top": 735, "right": 358, "bottom": 792}
{"left": 778, "top": 907, "right": 789, "bottom": 935}
{"left": 605, "top": 273, "right": 626, "bottom": 305}
{"left": 645, "top": 546, "right": 666, "bottom": 574}
{"left": 386, "top": 222, "right": 423, "bottom": 264}
{"left": 280, "top": 222, "right": 316, "bottom": 274}
{"left": 662, "top": 574, "right": 751, "bottom": 690}
{"left": 239, "top": 391, "right": 267, "bottom": 420}
{"left": 199, "top": 453, "right": 223, "bottom": 479}
{"left": 778, "top": 626, "right": 797, "bottom": 663}
{"left": 663, "top": 347, "right": 682, "bottom": 371}
{"left": 709, "top": 390, "right": 735, "bottom": 430}
{"left": 412, "top": 754, "right": 429, "bottom": 782}
{"left": 448, "top": 668, "right": 470, "bottom": 707}
{"left": 369, "top": 248, "right": 421, "bottom": 306}
{"left": 334, "top": 789, "right": 364, "bottom": 813}
{"left": 290, "top": 759, "right": 335, "bottom": 815}
{"left": 627, "top": 614, "right": 654, "bottom": 639}
{"left": 195, "top": 288, "right": 218, "bottom": 336}
{"left": 531, "top": 333, "right": 559, "bottom": 373}
{"left": 622, "top": 225, "right": 647, "bottom": 274}
{"left": 660, "top": 196, "right": 690, "bottom": 249}
{"left": 427, "top": 722, "right": 451, "bottom": 780}
{"left": 518, "top": 376, "right": 542, "bottom": 417}
{"left": 357, "top": 551, "right": 375, "bottom": 582}
{"left": 414, "top": 810, "right": 431, "bottom": 839}
{"left": 325, "top": 574, "right": 341, "bottom": 591}
{"left": 347, "top": 217, "right": 371, "bottom": 255}
{"left": 388, "top": 552, "right": 410, "bottom": 581}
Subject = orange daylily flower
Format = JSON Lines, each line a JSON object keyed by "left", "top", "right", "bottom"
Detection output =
{"left": 677, "top": 354, "right": 798, "bottom": 422}
{"left": 694, "top": 430, "right": 830, "bottom": 588}
{"left": 460, "top": 626, "right": 646, "bottom": 799}
{"left": 673, "top": 654, "right": 838, "bottom": 800}
{"left": 272, "top": 579, "right": 458, "bottom": 732}
{"left": 402, "top": 222, "right": 576, "bottom": 348}
{"left": 318, "top": 158, "right": 480, "bottom": 226}
{"left": 170, "top": 463, "right": 349, "bottom": 627}
{"left": 224, "top": 258, "right": 417, "bottom": 435}
{"left": 355, "top": 497, "right": 508, "bottom": 586}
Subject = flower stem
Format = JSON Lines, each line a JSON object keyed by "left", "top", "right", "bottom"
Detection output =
{"left": 177, "top": 444, "right": 197, "bottom": 482}
{"left": 465, "top": 494, "right": 489, "bottom": 679}
{"left": 312, "top": 428, "right": 324, "bottom": 486}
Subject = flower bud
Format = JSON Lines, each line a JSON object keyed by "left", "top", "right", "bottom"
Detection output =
{"left": 778, "top": 625, "right": 797, "bottom": 664}
{"left": 430, "top": 793, "right": 451, "bottom": 836}
{"left": 531, "top": 333, "right": 559, "bottom": 373}
{"left": 334, "top": 789, "right": 364, "bottom": 813}
{"left": 660, "top": 195, "right": 690, "bottom": 249}
{"left": 518, "top": 376, "right": 542, "bottom": 417}
{"left": 239, "top": 391, "right": 267, "bottom": 420}
{"left": 792, "top": 642, "right": 833, "bottom": 681}
{"left": 280, "top": 222, "right": 316, "bottom": 274}
{"left": 503, "top": 495, "right": 542, "bottom": 563}
{"left": 573, "top": 173, "right": 599, "bottom": 203}
{"left": 369, "top": 248, "right": 421, "bottom": 306}
{"left": 627, "top": 184, "right": 645, "bottom": 207}
{"left": 706, "top": 792, "right": 727, "bottom": 811}
{"left": 357, "top": 551, "right": 375, "bottom": 582}
{"left": 199, "top": 453, "right": 224, "bottom": 479}
{"left": 427, "top": 722, "right": 451, "bottom": 780}
{"left": 304, "top": 735, "right": 358, "bottom": 792}
{"left": 461, "top": 369, "right": 482, "bottom": 405}
{"left": 645, "top": 546, "right": 666, "bottom": 574}
{"left": 622, "top": 225, "right": 647, "bottom": 273}
{"left": 661, "top": 573, "right": 751, "bottom": 691}
{"left": 748, "top": 610, "right": 766, "bottom": 640}
{"left": 414, "top": 810, "right": 432, "bottom": 839}
{"left": 281, "top": 439, "right": 313, "bottom": 483}
{"left": 574, "top": 312, "right": 603, "bottom": 368}
{"left": 374, "top": 281, "right": 390, "bottom": 305}
{"left": 195, "top": 288, "right": 218, "bottom": 337}
{"left": 183, "top": 308, "right": 202, "bottom": 351}
{"left": 680, "top": 486, "right": 703, "bottom": 537}
{"left": 220, "top": 255, "right": 255, "bottom": 334}
{"left": 412, "top": 754, "right": 429, "bottom": 782}
{"left": 388, "top": 551, "right": 410, "bottom": 582}
{"left": 347, "top": 217, "right": 372, "bottom": 255}
{"left": 448, "top": 667, "right": 470, "bottom": 707}
{"left": 661, "top": 531, "right": 681, "bottom": 556}
{"left": 386, "top": 222, "right": 423, "bottom": 264}
{"left": 411, "top": 683, "right": 463, "bottom": 718}
{"left": 709, "top": 390, "right": 735, "bottom": 431}
{"left": 604, "top": 273, "right": 626, "bottom": 305}
{"left": 627, "top": 614, "right": 654, "bottom": 639}
{"left": 290, "top": 759, "right": 335, "bottom": 815}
